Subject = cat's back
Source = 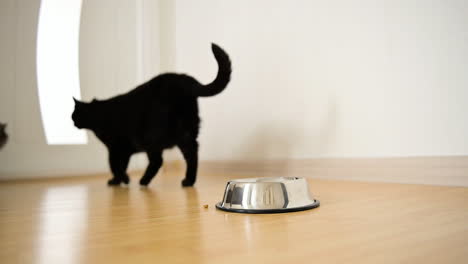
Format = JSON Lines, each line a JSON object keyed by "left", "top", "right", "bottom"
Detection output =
{"left": 141, "top": 73, "right": 199, "bottom": 97}
{"left": 118, "top": 73, "right": 198, "bottom": 113}
{"left": 110, "top": 73, "right": 198, "bottom": 114}
{"left": 104, "top": 72, "right": 199, "bottom": 108}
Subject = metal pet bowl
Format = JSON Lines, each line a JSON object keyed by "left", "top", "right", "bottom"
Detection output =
{"left": 216, "top": 177, "right": 320, "bottom": 214}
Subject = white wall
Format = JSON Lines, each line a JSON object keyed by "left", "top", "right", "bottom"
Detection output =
{"left": 1, "top": 0, "right": 467, "bottom": 178}
{"left": 174, "top": 0, "right": 468, "bottom": 160}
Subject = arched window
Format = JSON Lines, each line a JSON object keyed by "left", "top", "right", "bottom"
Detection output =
{"left": 37, "top": 0, "right": 87, "bottom": 144}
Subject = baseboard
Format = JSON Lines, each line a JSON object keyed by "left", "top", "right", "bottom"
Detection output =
{"left": 164, "top": 156, "right": 468, "bottom": 187}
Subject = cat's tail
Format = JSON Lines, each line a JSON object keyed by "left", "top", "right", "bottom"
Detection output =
{"left": 193, "top": 43, "right": 231, "bottom": 97}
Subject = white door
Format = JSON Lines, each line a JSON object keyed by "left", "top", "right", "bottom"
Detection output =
{"left": 0, "top": 0, "right": 159, "bottom": 179}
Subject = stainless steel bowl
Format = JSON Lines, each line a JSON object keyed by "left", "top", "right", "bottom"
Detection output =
{"left": 216, "top": 177, "right": 320, "bottom": 214}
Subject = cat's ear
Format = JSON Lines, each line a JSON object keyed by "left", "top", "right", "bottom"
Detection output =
{"left": 91, "top": 97, "right": 97, "bottom": 103}
{"left": 73, "top": 97, "right": 82, "bottom": 105}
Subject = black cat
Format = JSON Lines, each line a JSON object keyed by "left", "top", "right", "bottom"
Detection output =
{"left": 72, "top": 43, "right": 231, "bottom": 187}
{"left": 0, "top": 123, "right": 8, "bottom": 150}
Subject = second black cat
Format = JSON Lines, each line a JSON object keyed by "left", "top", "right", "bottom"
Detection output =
{"left": 0, "top": 123, "right": 8, "bottom": 150}
{"left": 72, "top": 43, "right": 231, "bottom": 187}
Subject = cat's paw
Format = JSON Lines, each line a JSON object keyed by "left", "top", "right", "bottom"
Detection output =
{"left": 122, "top": 176, "right": 130, "bottom": 185}
{"left": 181, "top": 179, "right": 195, "bottom": 187}
{"left": 139, "top": 178, "right": 150, "bottom": 186}
{"left": 107, "top": 178, "right": 122, "bottom": 186}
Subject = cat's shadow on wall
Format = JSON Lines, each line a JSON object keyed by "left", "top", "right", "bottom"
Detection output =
{"left": 236, "top": 94, "right": 337, "bottom": 177}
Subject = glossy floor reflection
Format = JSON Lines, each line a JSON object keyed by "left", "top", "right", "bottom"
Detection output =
{"left": 37, "top": 186, "right": 87, "bottom": 264}
{"left": 1, "top": 170, "right": 467, "bottom": 264}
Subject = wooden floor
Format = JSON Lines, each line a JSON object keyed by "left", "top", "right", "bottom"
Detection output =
{"left": 1, "top": 170, "right": 467, "bottom": 264}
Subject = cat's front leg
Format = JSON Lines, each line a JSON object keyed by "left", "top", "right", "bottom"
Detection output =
{"left": 108, "top": 149, "right": 131, "bottom": 186}
{"left": 139, "top": 151, "right": 163, "bottom": 186}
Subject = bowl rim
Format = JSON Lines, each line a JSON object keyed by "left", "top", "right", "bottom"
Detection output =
{"left": 227, "top": 176, "right": 303, "bottom": 184}
{"left": 215, "top": 199, "right": 320, "bottom": 214}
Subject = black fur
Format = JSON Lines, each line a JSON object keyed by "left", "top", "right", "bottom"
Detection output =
{"left": 0, "top": 123, "right": 8, "bottom": 150}
{"left": 72, "top": 43, "right": 231, "bottom": 186}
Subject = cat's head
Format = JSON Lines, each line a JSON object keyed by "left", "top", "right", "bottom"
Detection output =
{"left": 71, "top": 97, "right": 100, "bottom": 129}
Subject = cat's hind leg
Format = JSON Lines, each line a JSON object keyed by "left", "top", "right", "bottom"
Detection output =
{"left": 108, "top": 150, "right": 131, "bottom": 186}
{"left": 178, "top": 139, "right": 198, "bottom": 187}
{"left": 139, "top": 151, "right": 163, "bottom": 186}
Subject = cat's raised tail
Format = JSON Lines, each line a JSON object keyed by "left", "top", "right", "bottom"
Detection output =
{"left": 192, "top": 43, "right": 232, "bottom": 97}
